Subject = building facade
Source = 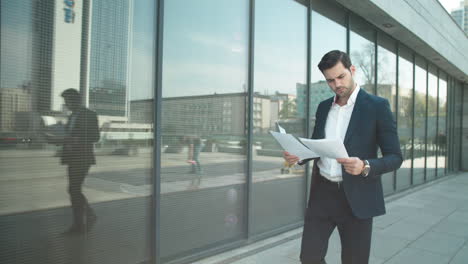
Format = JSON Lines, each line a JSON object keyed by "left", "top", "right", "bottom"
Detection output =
{"left": 1, "top": 0, "right": 467, "bottom": 264}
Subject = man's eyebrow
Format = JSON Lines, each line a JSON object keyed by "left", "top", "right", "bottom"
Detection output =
{"left": 326, "top": 73, "right": 345, "bottom": 81}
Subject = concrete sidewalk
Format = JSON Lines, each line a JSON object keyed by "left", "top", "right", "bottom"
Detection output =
{"left": 199, "top": 173, "right": 468, "bottom": 264}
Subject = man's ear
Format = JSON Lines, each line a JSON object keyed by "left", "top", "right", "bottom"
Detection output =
{"left": 349, "top": 65, "right": 356, "bottom": 76}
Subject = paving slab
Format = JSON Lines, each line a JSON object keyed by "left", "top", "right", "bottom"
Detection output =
{"left": 199, "top": 173, "right": 468, "bottom": 264}
{"left": 450, "top": 243, "right": 468, "bottom": 264}
{"left": 408, "top": 231, "right": 466, "bottom": 256}
{"left": 384, "top": 248, "right": 451, "bottom": 264}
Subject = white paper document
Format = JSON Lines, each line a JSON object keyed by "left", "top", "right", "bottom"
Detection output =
{"left": 269, "top": 131, "right": 319, "bottom": 160}
{"left": 298, "top": 138, "right": 349, "bottom": 159}
{"left": 276, "top": 122, "right": 286, "bottom": 134}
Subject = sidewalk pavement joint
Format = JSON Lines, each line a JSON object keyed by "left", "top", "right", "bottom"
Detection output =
{"left": 198, "top": 172, "right": 468, "bottom": 264}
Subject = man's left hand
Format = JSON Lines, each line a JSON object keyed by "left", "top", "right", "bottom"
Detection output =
{"left": 336, "top": 157, "right": 364, "bottom": 175}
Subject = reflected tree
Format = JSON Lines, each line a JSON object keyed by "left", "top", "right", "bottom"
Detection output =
{"left": 279, "top": 98, "right": 297, "bottom": 119}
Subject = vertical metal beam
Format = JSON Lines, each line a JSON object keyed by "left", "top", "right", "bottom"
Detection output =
{"left": 153, "top": 0, "right": 164, "bottom": 262}
{"left": 305, "top": 0, "right": 312, "bottom": 210}
{"left": 435, "top": 68, "right": 440, "bottom": 178}
{"left": 410, "top": 53, "right": 415, "bottom": 186}
{"left": 459, "top": 83, "right": 464, "bottom": 171}
{"left": 424, "top": 62, "right": 429, "bottom": 182}
{"left": 444, "top": 73, "right": 449, "bottom": 175}
{"left": 346, "top": 12, "right": 350, "bottom": 55}
{"left": 394, "top": 42, "right": 399, "bottom": 192}
{"left": 374, "top": 30, "right": 378, "bottom": 95}
{"left": 79, "top": 0, "right": 91, "bottom": 107}
{"left": 246, "top": 0, "right": 255, "bottom": 238}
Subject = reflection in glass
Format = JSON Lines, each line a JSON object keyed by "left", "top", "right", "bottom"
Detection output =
{"left": 160, "top": 0, "right": 248, "bottom": 261}
{"left": 310, "top": 8, "right": 346, "bottom": 117}
{"left": 413, "top": 56, "right": 427, "bottom": 185}
{"left": 438, "top": 74, "right": 447, "bottom": 177}
{"left": 426, "top": 66, "right": 438, "bottom": 180}
{"left": 251, "top": 0, "right": 307, "bottom": 235}
{"left": 350, "top": 16, "right": 376, "bottom": 94}
{"left": 376, "top": 34, "right": 397, "bottom": 194}
{"left": 396, "top": 47, "right": 413, "bottom": 190}
{"left": 1, "top": 0, "right": 156, "bottom": 263}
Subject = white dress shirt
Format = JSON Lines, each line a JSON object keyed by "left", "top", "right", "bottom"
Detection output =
{"left": 317, "top": 85, "right": 360, "bottom": 182}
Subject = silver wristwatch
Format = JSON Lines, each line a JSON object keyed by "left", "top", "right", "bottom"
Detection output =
{"left": 361, "top": 160, "right": 370, "bottom": 177}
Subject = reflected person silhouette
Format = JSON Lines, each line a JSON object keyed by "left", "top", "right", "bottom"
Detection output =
{"left": 183, "top": 135, "right": 204, "bottom": 186}
{"left": 60, "top": 89, "right": 100, "bottom": 234}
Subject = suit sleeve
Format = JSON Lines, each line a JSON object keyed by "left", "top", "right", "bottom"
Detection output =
{"left": 367, "top": 99, "right": 403, "bottom": 179}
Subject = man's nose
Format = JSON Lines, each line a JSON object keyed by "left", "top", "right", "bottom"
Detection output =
{"left": 335, "top": 78, "right": 343, "bottom": 87}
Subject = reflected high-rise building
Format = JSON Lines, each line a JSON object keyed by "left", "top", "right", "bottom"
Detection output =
{"left": 0, "top": 0, "right": 134, "bottom": 127}
{"left": 88, "top": 0, "right": 133, "bottom": 120}
{"left": 450, "top": 0, "right": 468, "bottom": 34}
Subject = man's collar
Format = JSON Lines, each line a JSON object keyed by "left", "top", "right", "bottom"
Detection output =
{"left": 332, "top": 83, "right": 360, "bottom": 106}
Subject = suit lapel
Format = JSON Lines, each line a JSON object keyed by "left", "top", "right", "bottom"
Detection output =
{"left": 315, "top": 97, "right": 333, "bottom": 139}
{"left": 344, "top": 89, "right": 366, "bottom": 145}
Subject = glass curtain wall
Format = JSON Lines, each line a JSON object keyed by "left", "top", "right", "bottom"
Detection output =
{"left": 160, "top": 0, "right": 249, "bottom": 261}
{"left": 376, "top": 33, "right": 397, "bottom": 194}
{"left": 350, "top": 16, "right": 376, "bottom": 94}
{"left": 310, "top": 1, "right": 346, "bottom": 121}
{"left": 396, "top": 46, "right": 414, "bottom": 190}
{"left": 413, "top": 56, "right": 427, "bottom": 185}
{"left": 0, "top": 0, "right": 156, "bottom": 263}
{"left": 450, "top": 79, "right": 463, "bottom": 172}
{"left": 309, "top": 0, "right": 346, "bottom": 200}
{"left": 427, "top": 65, "right": 438, "bottom": 180}
{"left": 437, "top": 73, "right": 448, "bottom": 176}
{"left": 251, "top": 0, "right": 307, "bottom": 235}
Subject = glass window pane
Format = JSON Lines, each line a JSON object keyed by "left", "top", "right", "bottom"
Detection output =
{"left": 310, "top": 5, "right": 346, "bottom": 117}
{"left": 1, "top": 0, "right": 156, "bottom": 263}
{"left": 438, "top": 73, "right": 448, "bottom": 177}
{"left": 426, "top": 65, "right": 438, "bottom": 180}
{"left": 350, "top": 16, "right": 376, "bottom": 94}
{"left": 251, "top": 0, "right": 307, "bottom": 235}
{"left": 377, "top": 33, "right": 397, "bottom": 195}
{"left": 396, "top": 46, "right": 413, "bottom": 190}
{"left": 160, "top": 0, "right": 248, "bottom": 261}
{"left": 413, "top": 56, "right": 427, "bottom": 185}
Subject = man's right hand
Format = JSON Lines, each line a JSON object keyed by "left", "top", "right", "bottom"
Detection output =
{"left": 283, "top": 151, "right": 300, "bottom": 166}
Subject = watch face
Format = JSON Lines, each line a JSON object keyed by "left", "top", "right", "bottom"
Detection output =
{"left": 364, "top": 167, "right": 370, "bottom": 174}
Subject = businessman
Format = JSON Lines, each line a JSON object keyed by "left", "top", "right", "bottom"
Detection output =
{"left": 60, "top": 88, "right": 100, "bottom": 234}
{"left": 284, "top": 50, "right": 402, "bottom": 264}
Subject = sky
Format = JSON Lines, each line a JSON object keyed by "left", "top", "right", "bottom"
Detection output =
{"left": 438, "top": 0, "right": 462, "bottom": 12}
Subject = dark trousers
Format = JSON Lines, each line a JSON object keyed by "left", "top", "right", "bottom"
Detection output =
{"left": 300, "top": 177, "right": 373, "bottom": 264}
{"left": 68, "top": 164, "right": 95, "bottom": 227}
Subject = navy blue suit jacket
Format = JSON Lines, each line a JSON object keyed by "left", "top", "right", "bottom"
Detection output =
{"left": 307, "top": 88, "right": 403, "bottom": 219}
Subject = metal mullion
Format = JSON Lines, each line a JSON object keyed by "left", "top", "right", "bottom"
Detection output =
{"left": 424, "top": 62, "right": 429, "bottom": 182}
{"left": 154, "top": 0, "right": 164, "bottom": 262}
{"left": 374, "top": 30, "right": 378, "bottom": 95}
{"left": 246, "top": 0, "right": 255, "bottom": 238}
{"left": 394, "top": 42, "right": 399, "bottom": 192}
{"left": 435, "top": 69, "right": 440, "bottom": 178}
{"left": 410, "top": 53, "right": 415, "bottom": 186}
{"left": 444, "top": 72, "right": 451, "bottom": 176}
{"left": 459, "top": 83, "right": 464, "bottom": 171}
{"left": 346, "top": 12, "right": 350, "bottom": 55}
{"left": 447, "top": 77, "right": 452, "bottom": 172}
{"left": 305, "top": 0, "right": 312, "bottom": 206}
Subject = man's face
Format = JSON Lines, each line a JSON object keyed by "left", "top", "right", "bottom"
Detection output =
{"left": 63, "top": 97, "right": 78, "bottom": 112}
{"left": 322, "top": 62, "right": 356, "bottom": 100}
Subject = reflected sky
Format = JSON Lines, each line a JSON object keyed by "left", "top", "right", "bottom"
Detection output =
{"left": 0, "top": 0, "right": 34, "bottom": 89}
{"left": 162, "top": 0, "right": 248, "bottom": 98}
{"left": 254, "top": 0, "right": 306, "bottom": 96}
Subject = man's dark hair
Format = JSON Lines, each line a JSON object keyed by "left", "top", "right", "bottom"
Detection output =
{"left": 318, "top": 50, "right": 352, "bottom": 72}
{"left": 61, "top": 88, "right": 81, "bottom": 105}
